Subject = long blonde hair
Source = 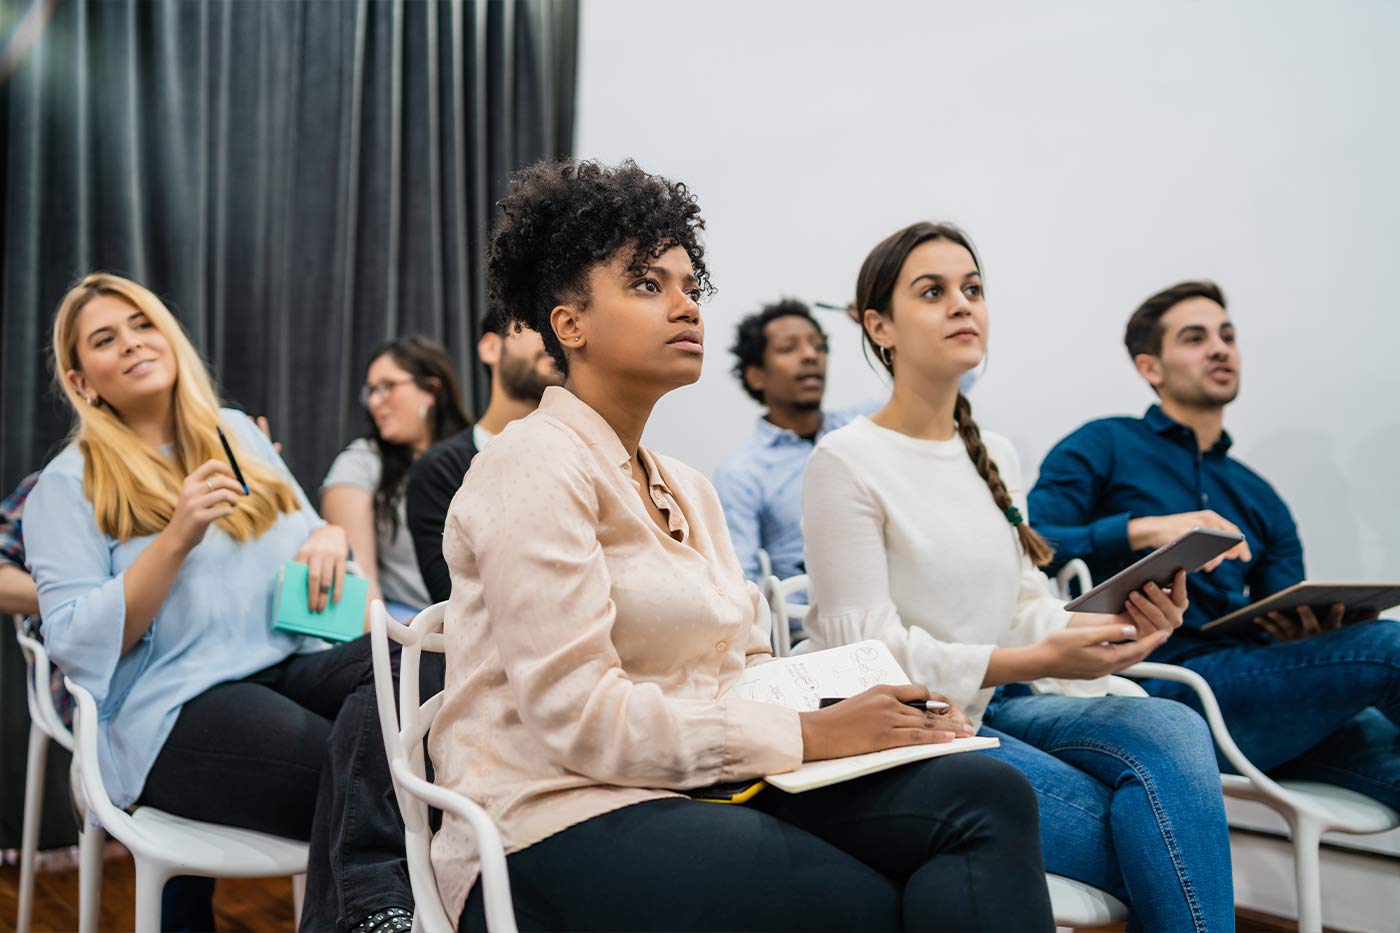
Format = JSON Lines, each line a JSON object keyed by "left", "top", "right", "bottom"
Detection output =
{"left": 52, "top": 273, "right": 300, "bottom": 541}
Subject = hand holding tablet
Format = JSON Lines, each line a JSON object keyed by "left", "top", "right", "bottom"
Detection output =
{"left": 1063, "top": 527, "right": 1246, "bottom": 615}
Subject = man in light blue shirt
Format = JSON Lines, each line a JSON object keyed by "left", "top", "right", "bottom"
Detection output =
{"left": 714, "top": 300, "right": 874, "bottom": 601}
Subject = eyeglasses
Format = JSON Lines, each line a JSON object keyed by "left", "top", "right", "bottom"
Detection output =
{"left": 359, "top": 377, "right": 415, "bottom": 406}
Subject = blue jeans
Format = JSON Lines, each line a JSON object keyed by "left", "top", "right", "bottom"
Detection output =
{"left": 1139, "top": 618, "right": 1400, "bottom": 810}
{"left": 982, "top": 693, "right": 1234, "bottom": 933}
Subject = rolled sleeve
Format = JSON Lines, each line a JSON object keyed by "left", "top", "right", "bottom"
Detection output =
{"left": 25, "top": 470, "right": 146, "bottom": 709}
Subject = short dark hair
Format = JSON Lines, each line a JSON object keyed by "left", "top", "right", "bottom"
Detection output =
{"left": 728, "top": 299, "right": 827, "bottom": 403}
{"left": 1124, "top": 280, "right": 1226, "bottom": 359}
{"left": 486, "top": 159, "right": 713, "bottom": 376}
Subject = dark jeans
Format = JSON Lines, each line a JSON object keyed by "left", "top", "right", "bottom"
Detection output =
{"left": 1140, "top": 618, "right": 1400, "bottom": 809}
{"left": 138, "top": 635, "right": 444, "bottom": 932}
{"left": 461, "top": 752, "right": 1053, "bottom": 932}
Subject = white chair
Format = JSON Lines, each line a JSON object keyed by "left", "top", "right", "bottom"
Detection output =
{"left": 762, "top": 573, "right": 804, "bottom": 658}
{"left": 65, "top": 676, "right": 309, "bottom": 932}
{"left": 368, "top": 600, "right": 518, "bottom": 933}
{"left": 1122, "top": 660, "right": 1399, "bottom": 933}
{"left": 13, "top": 615, "right": 81, "bottom": 933}
{"left": 762, "top": 574, "right": 1129, "bottom": 927}
{"left": 755, "top": 547, "right": 773, "bottom": 584}
{"left": 1057, "top": 560, "right": 1400, "bottom": 932}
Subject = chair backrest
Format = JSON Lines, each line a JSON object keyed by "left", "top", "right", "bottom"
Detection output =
{"left": 1053, "top": 558, "right": 1093, "bottom": 601}
{"left": 13, "top": 616, "right": 74, "bottom": 751}
{"left": 763, "top": 574, "right": 809, "bottom": 658}
{"left": 369, "top": 600, "right": 519, "bottom": 933}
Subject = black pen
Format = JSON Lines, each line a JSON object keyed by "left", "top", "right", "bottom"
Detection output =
{"left": 819, "top": 696, "right": 951, "bottom": 713}
{"left": 216, "top": 426, "right": 250, "bottom": 495}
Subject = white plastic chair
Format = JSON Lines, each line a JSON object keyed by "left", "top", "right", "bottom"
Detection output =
{"left": 762, "top": 575, "right": 1129, "bottom": 927}
{"left": 13, "top": 615, "right": 81, "bottom": 933}
{"left": 64, "top": 676, "right": 309, "bottom": 932}
{"left": 368, "top": 600, "right": 518, "bottom": 933}
{"left": 1122, "top": 660, "right": 1399, "bottom": 932}
{"left": 1058, "top": 560, "right": 1400, "bottom": 932}
{"left": 762, "top": 573, "right": 803, "bottom": 658}
{"left": 755, "top": 547, "right": 773, "bottom": 584}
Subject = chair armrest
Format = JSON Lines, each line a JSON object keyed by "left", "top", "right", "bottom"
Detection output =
{"left": 1120, "top": 662, "right": 1303, "bottom": 810}
{"left": 390, "top": 762, "right": 519, "bottom": 933}
{"left": 1054, "top": 559, "right": 1093, "bottom": 600}
{"left": 13, "top": 619, "right": 75, "bottom": 751}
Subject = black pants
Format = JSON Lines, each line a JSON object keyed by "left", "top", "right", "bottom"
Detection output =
{"left": 461, "top": 752, "right": 1054, "bottom": 932}
{"left": 139, "top": 636, "right": 443, "bottom": 932}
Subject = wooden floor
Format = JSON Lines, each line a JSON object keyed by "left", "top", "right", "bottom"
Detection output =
{"left": 0, "top": 849, "right": 1330, "bottom": 933}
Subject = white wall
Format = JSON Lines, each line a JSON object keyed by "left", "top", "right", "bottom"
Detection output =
{"left": 575, "top": 0, "right": 1400, "bottom": 579}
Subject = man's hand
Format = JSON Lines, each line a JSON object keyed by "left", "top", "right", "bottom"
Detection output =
{"left": 1127, "top": 510, "right": 1252, "bottom": 571}
{"left": 1254, "top": 602, "right": 1378, "bottom": 643}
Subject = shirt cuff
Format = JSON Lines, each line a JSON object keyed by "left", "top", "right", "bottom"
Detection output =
{"left": 1089, "top": 512, "right": 1135, "bottom": 561}
{"left": 721, "top": 698, "right": 803, "bottom": 777}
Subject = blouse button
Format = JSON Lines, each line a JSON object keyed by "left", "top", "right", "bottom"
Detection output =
{"left": 716, "top": 641, "right": 727, "bottom": 652}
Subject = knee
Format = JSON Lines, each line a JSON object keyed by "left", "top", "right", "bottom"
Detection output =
{"left": 934, "top": 753, "right": 1041, "bottom": 840}
{"left": 1122, "top": 698, "right": 1220, "bottom": 781}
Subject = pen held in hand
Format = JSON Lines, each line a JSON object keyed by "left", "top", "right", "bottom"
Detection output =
{"left": 216, "top": 426, "right": 250, "bottom": 495}
{"left": 819, "top": 696, "right": 951, "bottom": 713}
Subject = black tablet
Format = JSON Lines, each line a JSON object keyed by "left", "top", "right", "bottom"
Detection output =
{"left": 1062, "top": 527, "right": 1245, "bottom": 614}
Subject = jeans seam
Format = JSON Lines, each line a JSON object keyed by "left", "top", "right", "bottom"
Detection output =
{"left": 1047, "top": 740, "right": 1209, "bottom": 933}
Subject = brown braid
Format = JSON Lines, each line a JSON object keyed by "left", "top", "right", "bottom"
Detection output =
{"left": 954, "top": 394, "right": 1055, "bottom": 566}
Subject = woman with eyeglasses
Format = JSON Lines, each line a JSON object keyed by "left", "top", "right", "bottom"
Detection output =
{"left": 321, "top": 337, "right": 470, "bottom": 618}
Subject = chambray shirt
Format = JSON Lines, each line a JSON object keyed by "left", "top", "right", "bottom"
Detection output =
{"left": 23, "top": 409, "right": 330, "bottom": 807}
{"left": 1028, "top": 404, "right": 1304, "bottom": 662}
{"left": 714, "top": 403, "right": 878, "bottom": 588}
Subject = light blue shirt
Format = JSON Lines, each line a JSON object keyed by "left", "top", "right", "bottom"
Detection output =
{"left": 24, "top": 409, "right": 330, "bottom": 807}
{"left": 713, "top": 403, "right": 879, "bottom": 589}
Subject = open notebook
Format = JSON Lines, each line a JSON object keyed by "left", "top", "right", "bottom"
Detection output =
{"left": 729, "top": 640, "right": 998, "bottom": 793}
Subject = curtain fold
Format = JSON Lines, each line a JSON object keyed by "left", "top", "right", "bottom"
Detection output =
{"left": 0, "top": 0, "right": 577, "bottom": 852}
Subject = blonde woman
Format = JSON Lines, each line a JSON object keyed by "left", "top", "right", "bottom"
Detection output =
{"left": 25, "top": 274, "right": 419, "bottom": 933}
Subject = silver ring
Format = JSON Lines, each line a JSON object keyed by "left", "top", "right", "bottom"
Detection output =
{"left": 206, "top": 479, "right": 214, "bottom": 492}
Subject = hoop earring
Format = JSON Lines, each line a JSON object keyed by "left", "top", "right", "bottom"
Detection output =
{"left": 85, "top": 395, "right": 99, "bottom": 407}
{"left": 878, "top": 345, "right": 893, "bottom": 367}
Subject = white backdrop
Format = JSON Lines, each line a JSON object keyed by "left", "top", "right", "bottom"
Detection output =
{"left": 574, "top": 0, "right": 1400, "bottom": 579}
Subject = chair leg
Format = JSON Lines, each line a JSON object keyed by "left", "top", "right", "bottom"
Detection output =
{"left": 16, "top": 723, "right": 48, "bottom": 933}
{"left": 133, "top": 860, "right": 170, "bottom": 933}
{"left": 1290, "top": 816, "right": 1324, "bottom": 933}
{"left": 77, "top": 821, "right": 105, "bottom": 933}
{"left": 292, "top": 872, "right": 306, "bottom": 929}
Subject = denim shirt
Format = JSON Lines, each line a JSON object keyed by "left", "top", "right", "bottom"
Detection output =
{"left": 23, "top": 409, "right": 329, "bottom": 807}
{"left": 713, "top": 403, "right": 878, "bottom": 587}
{"left": 1028, "top": 404, "right": 1304, "bottom": 662}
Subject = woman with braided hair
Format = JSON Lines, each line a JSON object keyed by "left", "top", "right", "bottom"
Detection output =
{"left": 801, "top": 222, "right": 1235, "bottom": 932}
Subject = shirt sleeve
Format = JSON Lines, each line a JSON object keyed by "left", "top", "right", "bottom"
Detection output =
{"left": 712, "top": 461, "right": 764, "bottom": 584}
{"left": 407, "top": 442, "right": 473, "bottom": 605}
{"left": 1028, "top": 424, "right": 1135, "bottom": 573}
{"left": 24, "top": 467, "right": 146, "bottom": 709}
{"left": 801, "top": 446, "right": 995, "bottom": 711}
{"left": 457, "top": 428, "right": 802, "bottom": 788}
{"left": 321, "top": 439, "right": 381, "bottom": 495}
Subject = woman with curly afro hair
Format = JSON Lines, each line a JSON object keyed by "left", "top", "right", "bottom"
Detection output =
{"left": 427, "top": 159, "right": 1055, "bottom": 932}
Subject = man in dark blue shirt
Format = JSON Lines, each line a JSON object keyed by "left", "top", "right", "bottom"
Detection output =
{"left": 1030, "top": 280, "right": 1400, "bottom": 810}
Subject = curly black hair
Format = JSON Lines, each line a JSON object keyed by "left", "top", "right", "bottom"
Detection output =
{"left": 486, "top": 159, "right": 713, "bottom": 376}
{"left": 729, "top": 298, "right": 828, "bottom": 403}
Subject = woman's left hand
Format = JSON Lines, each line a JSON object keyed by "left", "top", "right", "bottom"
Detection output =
{"left": 296, "top": 525, "right": 349, "bottom": 612}
{"left": 1069, "top": 569, "right": 1189, "bottom": 640}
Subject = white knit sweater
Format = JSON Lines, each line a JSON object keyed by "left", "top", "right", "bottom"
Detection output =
{"left": 801, "top": 416, "right": 1110, "bottom": 724}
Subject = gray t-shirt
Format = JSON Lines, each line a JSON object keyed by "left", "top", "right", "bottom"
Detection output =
{"left": 321, "top": 438, "right": 431, "bottom": 610}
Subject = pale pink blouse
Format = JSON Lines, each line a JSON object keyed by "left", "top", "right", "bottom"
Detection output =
{"left": 428, "top": 387, "right": 803, "bottom": 922}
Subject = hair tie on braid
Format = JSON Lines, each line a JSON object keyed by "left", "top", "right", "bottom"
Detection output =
{"left": 1003, "top": 506, "right": 1024, "bottom": 527}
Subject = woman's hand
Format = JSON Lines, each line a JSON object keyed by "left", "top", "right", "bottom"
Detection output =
{"left": 1086, "top": 570, "right": 1190, "bottom": 639}
{"left": 1033, "top": 623, "right": 1170, "bottom": 680}
{"left": 164, "top": 460, "right": 242, "bottom": 553}
{"left": 296, "top": 525, "right": 349, "bottom": 612}
{"left": 797, "top": 684, "right": 973, "bottom": 761}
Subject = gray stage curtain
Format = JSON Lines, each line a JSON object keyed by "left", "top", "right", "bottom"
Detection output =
{"left": 0, "top": 0, "right": 577, "bottom": 851}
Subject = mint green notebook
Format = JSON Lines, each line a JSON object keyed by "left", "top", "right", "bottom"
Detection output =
{"left": 272, "top": 561, "right": 369, "bottom": 642}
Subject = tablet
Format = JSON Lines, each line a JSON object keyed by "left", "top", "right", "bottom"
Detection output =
{"left": 1062, "top": 527, "right": 1245, "bottom": 614}
{"left": 1201, "top": 581, "right": 1400, "bottom": 637}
